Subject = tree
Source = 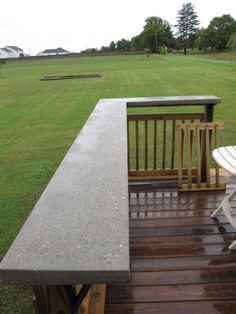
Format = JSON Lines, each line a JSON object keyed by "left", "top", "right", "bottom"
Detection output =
{"left": 195, "top": 15, "right": 236, "bottom": 51}
{"left": 140, "top": 16, "right": 173, "bottom": 52}
{"left": 81, "top": 48, "right": 98, "bottom": 54}
{"left": 116, "top": 39, "right": 130, "bottom": 52}
{"left": 130, "top": 35, "right": 141, "bottom": 50}
{"left": 227, "top": 32, "right": 236, "bottom": 50}
{"left": 99, "top": 46, "right": 110, "bottom": 53}
{"left": 195, "top": 28, "right": 213, "bottom": 52}
{"left": 176, "top": 2, "right": 199, "bottom": 54}
{"left": 109, "top": 41, "right": 116, "bottom": 52}
{"left": 207, "top": 15, "right": 236, "bottom": 50}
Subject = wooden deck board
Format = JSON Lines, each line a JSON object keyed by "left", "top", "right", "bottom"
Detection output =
{"left": 105, "top": 301, "right": 236, "bottom": 314}
{"left": 105, "top": 177, "right": 236, "bottom": 314}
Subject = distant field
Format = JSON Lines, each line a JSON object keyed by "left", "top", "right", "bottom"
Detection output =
{"left": 0, "top": 52, "right": 236, "bottom": 313}
{"left": 192, "top": 51, "right": 236, "bottom": 62}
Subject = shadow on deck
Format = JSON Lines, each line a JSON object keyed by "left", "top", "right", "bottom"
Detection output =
{"left": 105, "top": 172, "right": 236, "bottom": 314}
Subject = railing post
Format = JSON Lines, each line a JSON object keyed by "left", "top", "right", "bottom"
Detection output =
{"left": 201, "top": 103, "right": 216, "bottom": 182}
{"left": 205, "top": 103, "right": 215, "bottom": 122}
{"left": 33, "top": 284, "right": 106, "bottom": 314}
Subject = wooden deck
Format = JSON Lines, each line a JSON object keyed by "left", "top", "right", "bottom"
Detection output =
{"left": 105, "top": 174, "right": 236, "bottom": 314}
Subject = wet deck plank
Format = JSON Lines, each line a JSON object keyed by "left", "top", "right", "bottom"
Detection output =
{"left": 105, "top": 178, "right": 236, "bottom": 314}
{"left": 105, "top": 301, "right": 236, "bottom": 314}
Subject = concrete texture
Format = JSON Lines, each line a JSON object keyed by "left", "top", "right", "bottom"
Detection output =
{"left": 0, "top": 99, "right": 130, "bottom": 285}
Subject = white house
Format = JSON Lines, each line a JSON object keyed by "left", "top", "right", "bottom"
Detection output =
{"left": 0, "top": 47, "right": 13, "bottom": 58}
{"left": 0, "top": 46, "right": 24, "bottom": 58}
{"left": 5, "top": 46, "right": 24, "bottom": 58}
{"left": 37, "top": 47, "right": 71, "bottom": 56}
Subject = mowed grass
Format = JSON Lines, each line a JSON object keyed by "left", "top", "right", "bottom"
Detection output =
{"left": 0, "top": 53, "right": 236, "bottom": 313}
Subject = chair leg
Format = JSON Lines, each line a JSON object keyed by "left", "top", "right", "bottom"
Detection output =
{"left": 211, "top": 204, "right": 223, "bottom": 217}
{"left": 229, "top": 240, "right": 236, "bottom": 250}
{"left": 214, "top": 188, "right": 236, "bottom": 249}
{"left": 211, "top": 189, "right": 236, "bottom": 218}
{"left": 228, "top": 189, "right": 236, "bottom": 202}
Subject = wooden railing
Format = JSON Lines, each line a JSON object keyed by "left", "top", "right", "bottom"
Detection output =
{"left": 128, "top": 112, "right": 205, "bottom": 181}
{"left": 127, "top": 96, "right": 222, "bottom": 188}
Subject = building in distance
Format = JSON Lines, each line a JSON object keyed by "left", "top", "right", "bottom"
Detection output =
{"left": 37, "top": 47, "right": 71, "bottom": 56}
{"left": 0, "top": 46, "right": 24, "bottom": 58}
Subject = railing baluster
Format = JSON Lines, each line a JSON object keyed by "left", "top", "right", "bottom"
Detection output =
{"left": 190, "top": 118, "right": 194, "bottom": 161}
{"left": 153, "top": 119, "right": 157, "bottom": 170}
{"left": 127, "top": 119, "right": 130, "bottom": 170}
{"left": 181, "top": 119, "right": 185, "bottom": 169}
{"left": 215, "top": 124, "right": 220, "bottom": 187}
{"left": 171, "top": 120, "right": 176, "bottom": 169}
{"left": 196, "top": 125, "right": 201, "bottom": 188}
{"left": 187, "top": 125, "right": 192, "bottom": 189}
{"left": 177, "top": 125, "right": 183, "bottom": 189}
{"left": 162, "top": 120, "right": 166, "bottom": 169}
{"left": 145, "top": 120, "right": 148, "bottom": 170}
{"left": 205, "top": 125, "right": 210, "bottom": 187}
{"left": 135, "top": 120, "right": 139, "bottom": 170}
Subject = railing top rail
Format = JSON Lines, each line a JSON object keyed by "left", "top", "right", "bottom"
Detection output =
{"left": 0, "top": 99, "right": 129, "bottom": 286}
{"left": 125, "top": 95, "right": 221, "bottom": 108}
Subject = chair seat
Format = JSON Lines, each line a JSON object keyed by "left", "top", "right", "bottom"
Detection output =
{"left": 212, "top": 146, "right": 236, "bottom": 178}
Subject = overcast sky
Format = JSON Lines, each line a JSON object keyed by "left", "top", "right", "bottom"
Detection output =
{"left": 1, "top": 0, "right": 236, "bottom": 55}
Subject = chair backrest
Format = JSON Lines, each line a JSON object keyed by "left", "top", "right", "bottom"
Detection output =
{"left": 176, "top": 122, "right": 226, "bottom": 191}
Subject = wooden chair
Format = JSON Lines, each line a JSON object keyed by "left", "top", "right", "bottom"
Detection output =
{"left": 211, "top": 146, "right": 236, "bottom": 250}
{"left": 176, "top": 122, "right": 226, "bottom": 191}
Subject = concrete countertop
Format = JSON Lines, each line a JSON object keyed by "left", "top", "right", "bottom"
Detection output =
{"left": 0, "top": 95, "right": 220, "bottom": 286}
{"left": 0, "top": 99, "right": 130, "bottom": 285}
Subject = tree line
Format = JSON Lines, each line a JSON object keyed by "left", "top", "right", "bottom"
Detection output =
{"left": 82, "top": 2, "right": 236, "bottom": 54}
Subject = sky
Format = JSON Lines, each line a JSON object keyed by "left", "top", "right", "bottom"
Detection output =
{"left": 1, "top": 0, "right": 236, "bottom": 56}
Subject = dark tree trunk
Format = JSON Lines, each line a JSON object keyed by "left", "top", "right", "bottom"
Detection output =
{"left": 184, "top": 40, "right": 187, "bottom": 54}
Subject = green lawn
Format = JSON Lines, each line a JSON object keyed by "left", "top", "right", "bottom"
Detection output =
{"left": 0, "top": 52, "right": 236, "bottom": 313}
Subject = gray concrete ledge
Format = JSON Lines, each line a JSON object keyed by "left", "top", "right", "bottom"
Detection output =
{"left": 0, "top": 99, "right": 129, "bottom": 285}
{"left": 0, "top": 95, "right": 220, "bottom": 286}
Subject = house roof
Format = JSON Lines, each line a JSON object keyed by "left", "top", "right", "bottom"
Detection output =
{"left": 42, "top": 47, "right": 70, "bottom": 54}
{"left": 0, "top": 47, "right": 12, "bottom": 53}
{"left": 6, "top": 46, "right": 23, "bottom": 52}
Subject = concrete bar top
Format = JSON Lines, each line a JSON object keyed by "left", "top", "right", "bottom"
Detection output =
{"left": 0, "top": 99, "right": 129, "bottom": 285}
{"left": 0, "top": 96, "right": 220, "bottom": 286}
